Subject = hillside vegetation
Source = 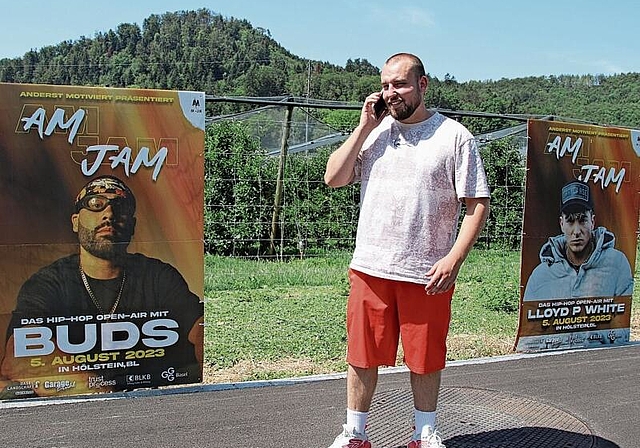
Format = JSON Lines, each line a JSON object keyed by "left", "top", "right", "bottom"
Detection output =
{"left": 2, "top": 8, "right": 638, "bottom": 383}
{"left": 1, "top": 8, "right": 639, "bottom": 128}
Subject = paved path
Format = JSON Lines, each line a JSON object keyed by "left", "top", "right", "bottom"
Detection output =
{"left": 0, "top": 343, "right": 637, "bottom": 447}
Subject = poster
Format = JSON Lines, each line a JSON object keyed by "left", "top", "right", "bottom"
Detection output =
{"left": 0, "top": 83, "right": 205, "bottom": 398}
{"left": 516, "top": 119, "right": 640, "bottom": 352}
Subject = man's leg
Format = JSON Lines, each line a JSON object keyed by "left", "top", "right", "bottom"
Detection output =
{"left": 410, "top": 370, "right": 441, "bottom": 411}
{"left": 409, "top": 370, "right": 444, "bottom": 446}
{"left": 328, "top": 270, "right": 394, "bottom": 447}
{"left": 347, "top": 364, "right": 379, "bottom": 411}
{"left": 326, "top": 365, "right": 377, "bottom": 447}
{"left": 399, "top": 282, "right": 452, "bottom": 444}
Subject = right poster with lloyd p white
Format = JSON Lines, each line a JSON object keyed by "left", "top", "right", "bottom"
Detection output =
{"left": 516, "top": 119, "right": 640, "bottom": 352}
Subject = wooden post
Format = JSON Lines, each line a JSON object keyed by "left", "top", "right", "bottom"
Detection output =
{"left": 269, "top": 102, "right": 294, "bottom": 256}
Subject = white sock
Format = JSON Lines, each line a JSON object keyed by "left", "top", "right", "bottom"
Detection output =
{"left": 346, "top": 409, "right": 368, "bottom": 435}
{"left": 414, "top": 409, "right": 437, "bottom": 436}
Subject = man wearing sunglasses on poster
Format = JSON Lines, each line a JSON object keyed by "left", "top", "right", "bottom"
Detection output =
{"left": 1, "top": 175, "right": 203, "bottom": 397}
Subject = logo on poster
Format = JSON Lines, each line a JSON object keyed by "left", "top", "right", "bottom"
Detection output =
{"left": 632, "top": 130, "right": 640, "bottom": 156}
{"left": 162, "top": 367, "right": 176, "bottom": 381}
{"left": 88, "top": 375, "right": 117, "bottom": 388}
{"left": 161, "top": 366, "right": 188, "bottom": 382}
{"left": 44, "top": 380, "right": 76, "bottom": 391}
{"left": 126, "top": 373, "right": 152, "bottom": 385}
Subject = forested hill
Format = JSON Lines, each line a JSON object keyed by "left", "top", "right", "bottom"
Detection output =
{"left": 1, "top": 8, "right": 639, "bottom": 128}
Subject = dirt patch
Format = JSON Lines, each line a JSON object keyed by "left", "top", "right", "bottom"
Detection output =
{"left": 447, "top": 333, "right": 514, "bottom": 359}
{"left": 631, "top": 311, "right": 639, "bottom": 340}
{"left": 204, "top": 322, "right": 640, "bottom": 384}
{"left": 203, "top": 358, "right": 330, "bottom": 384}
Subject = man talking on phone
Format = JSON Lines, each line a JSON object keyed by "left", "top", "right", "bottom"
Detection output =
{"left": 324, "top": 53, "right": 490, "bottom": 448}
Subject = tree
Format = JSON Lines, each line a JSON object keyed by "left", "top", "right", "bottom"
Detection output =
{"left": 204, "top": 120, "right": 276, "bottom": 256}
{"left": 345, "top": 58, "right": 379, "bottom": 76}
{"left": 479, "top": 138, "right": 526, "bottom": 249}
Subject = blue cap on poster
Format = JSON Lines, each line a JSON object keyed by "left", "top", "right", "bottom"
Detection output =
{"left": 561, "top": 181, "right": 593, "bottom": 214}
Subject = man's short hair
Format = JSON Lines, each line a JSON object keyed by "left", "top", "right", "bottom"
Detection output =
{"left": 385, "top": 53, "right": 426, "bottom": 80}
{"left": 75, "top": 175, "right": 136, "bottom": 213}
{"left": 561, "top": 181, "right": 593, "bottom": 215}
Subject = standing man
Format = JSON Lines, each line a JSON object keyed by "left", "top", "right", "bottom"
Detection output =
{"left": 324, "top": 53, "right": 490, "bottom": 448}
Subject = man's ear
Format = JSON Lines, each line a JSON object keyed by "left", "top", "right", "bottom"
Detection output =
{"left": 420, "top": 75, "right": 428, "bottom": 94}
{"left": 71, "top": 214, "right": 79, "bottom": 233}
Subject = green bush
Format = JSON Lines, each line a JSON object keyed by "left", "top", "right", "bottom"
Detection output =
{"left": 204, "top": 120, "right": 277, "bottom": 255}
{"left": 204, "top": 122, "right": 526, "bottom": 256}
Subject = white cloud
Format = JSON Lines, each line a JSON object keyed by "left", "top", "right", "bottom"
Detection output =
{"left": 398, "top": 7, "right": 435, "bottom": 27}
{"left": 367, "top": 5, "right": 435, "bottom": 28}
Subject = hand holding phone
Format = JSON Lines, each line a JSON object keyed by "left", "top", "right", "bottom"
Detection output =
{"left": 373, "top": 94, "right": 387, "bottom": 119}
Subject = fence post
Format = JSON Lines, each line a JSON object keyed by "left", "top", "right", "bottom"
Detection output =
{"left": 269, "top": 101, "right": 294, "bottom": 256}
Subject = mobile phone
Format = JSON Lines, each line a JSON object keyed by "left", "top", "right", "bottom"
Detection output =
{"left": 373, "top": 95, "right": 387, "bottom": 119}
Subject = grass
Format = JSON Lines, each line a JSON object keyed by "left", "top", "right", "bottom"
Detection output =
{"left": 204, "top": 253, "right": 352, "bottom": 381}
{"left": 203, "top": 249, "right": 640, "bottom": 383}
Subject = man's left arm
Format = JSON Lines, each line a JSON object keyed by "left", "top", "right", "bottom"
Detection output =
{"left": 425, "top": 197, "right": 490, "bottom": 295}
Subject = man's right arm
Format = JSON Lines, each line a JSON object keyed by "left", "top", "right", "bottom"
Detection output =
{"left": 324, "top": 92, "right": 385, "bottom": 188}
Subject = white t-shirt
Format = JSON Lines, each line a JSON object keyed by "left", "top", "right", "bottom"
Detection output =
{"left": 349, "top": 111, "right": 490, "bottom": 284}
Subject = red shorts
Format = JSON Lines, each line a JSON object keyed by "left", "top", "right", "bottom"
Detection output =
{"left": 346, "top": 269, "right": 453, "bottom": 374}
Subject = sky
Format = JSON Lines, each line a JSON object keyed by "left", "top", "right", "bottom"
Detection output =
{"left": 1, "top": 0, "right": 639, "bottom": 82}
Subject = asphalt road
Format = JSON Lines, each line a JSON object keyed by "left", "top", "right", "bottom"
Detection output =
{"left": 0, "top": 343, "right": 637, "bottom": 448}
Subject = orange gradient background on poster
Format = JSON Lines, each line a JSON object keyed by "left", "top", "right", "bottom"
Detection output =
{"left": 0, "top": 83, "right": 204, "bottom": 361}
{"left": 520, "top": 119, "right": 640, "bottom": 294}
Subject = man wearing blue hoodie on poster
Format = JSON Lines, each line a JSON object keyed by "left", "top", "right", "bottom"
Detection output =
{"left": 524, "top": 180, "right": 633, "bottom": 301}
